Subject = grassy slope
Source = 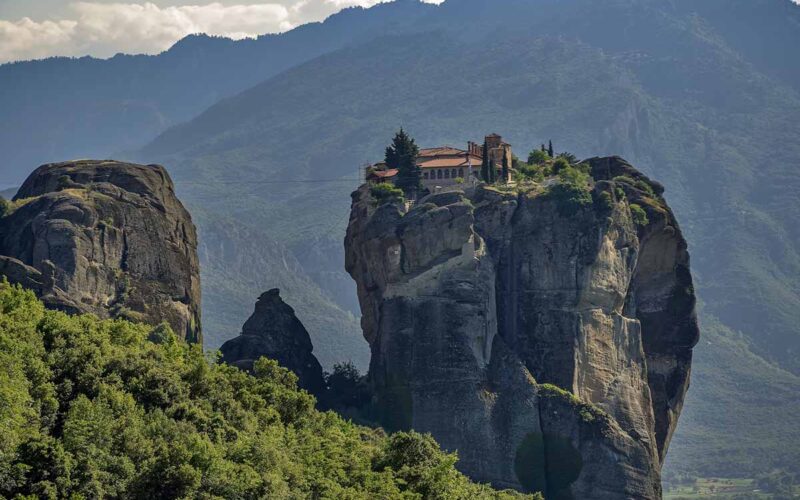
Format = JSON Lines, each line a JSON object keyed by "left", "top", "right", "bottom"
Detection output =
{"left": 125, "top": 0, "right": 799, "bottom": 480}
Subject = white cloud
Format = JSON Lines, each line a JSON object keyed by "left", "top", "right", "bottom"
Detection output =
{"left": 0, "top": 1, "right": 440, "bottom": 64}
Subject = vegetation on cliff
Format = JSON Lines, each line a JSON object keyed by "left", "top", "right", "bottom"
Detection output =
{"left": 0, "top": 281, "right": 533, "bottom": 499}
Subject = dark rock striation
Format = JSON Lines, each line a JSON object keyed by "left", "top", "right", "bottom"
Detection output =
{"left": 220, "top": 289, "right": 325, "bottom": 396}
{"left": 0, "top": 160, "right": 201, "bottom": 343}
{"left": 345, "top": 156, "right": 699, "bottom": 498}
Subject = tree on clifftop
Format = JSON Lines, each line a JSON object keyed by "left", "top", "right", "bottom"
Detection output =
{"left": 481, "top": 141, "right": 490, "bottom": 182}
{"left": 502, "top": 149, "right": 510, "bottom": 183}
{"left": 481, "top": 141, "right": 497, "bottom": 183}
{"left": 385, "top": 129, "right": 421, "bottom": 195}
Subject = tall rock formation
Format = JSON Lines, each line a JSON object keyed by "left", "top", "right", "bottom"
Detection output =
{"left": 0, "top": 160, "right": 201, "bottom": 343}
{"left": 345, "top": 156, "right": 699, "bottom": 499}
{"left": 220, "top": 289, "right": 326, "bottom": 396}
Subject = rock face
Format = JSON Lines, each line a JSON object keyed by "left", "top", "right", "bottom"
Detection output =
{"left": 0, "top": 160, "right": 201, "bottom": 343}
{"left": 220, "top": 289, "right": 325, "bottom": 396}
{"left": 345, "top": 156, "right": 699, "bottom": 498}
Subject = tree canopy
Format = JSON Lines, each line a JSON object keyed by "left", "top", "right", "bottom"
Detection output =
{"left": 0, "top": 281, "right": 535, "bottom": 500}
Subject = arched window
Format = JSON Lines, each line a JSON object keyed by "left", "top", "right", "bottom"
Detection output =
{"left": 444, "top": 169, "right": 450, "bottom": 179}
{"left": 437, "top": 169, "right": 443, "bottom": 179}
{"left": 423, "top": 171, "right": 429, "bottom": 179}
{"left": 458, "top": 168, "right": 464, "bottom": 178}
{"left": 451, "top": 169, "right": 457, "bottom": 178}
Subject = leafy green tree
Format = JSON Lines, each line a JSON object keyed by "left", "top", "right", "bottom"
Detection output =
{"left": 557, "top": 152, "right": 578, "bottom": 164}
{"left": 385, "top": 129, "right": 421, "bottom": 195}
{"left": 528, "top": 149, "right": 549, "bottom": 165}
{"left": 323, "top": 361, "right": 371, "bottom": 410}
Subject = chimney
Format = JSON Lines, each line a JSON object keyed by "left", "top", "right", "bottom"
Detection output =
{"left": 469, "top": 141, "right": 480, "bottom": 157}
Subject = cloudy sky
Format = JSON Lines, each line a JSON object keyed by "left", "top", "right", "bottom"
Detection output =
{"left": 0, "top": 0, "right": 442, "bottom": 64}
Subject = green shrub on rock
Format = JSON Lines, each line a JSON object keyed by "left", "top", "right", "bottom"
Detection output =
{"left": 630, "top": 203, "right": 649, "bottom": 226}
{"left": 552, "top": 157, "right": 571, "bottom": 174}
{"left": 527, "top": 149, "right": 549, "bottom": 165}
{"left": 371, "top": 183, "right": 404, "bottom": 205}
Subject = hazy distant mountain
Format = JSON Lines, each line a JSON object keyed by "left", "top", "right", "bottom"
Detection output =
{"left": 136, "top": 0, "right": 800, "bottom": 481}
{"left": 0, "top": 0, "right": 435, "bottom": 186}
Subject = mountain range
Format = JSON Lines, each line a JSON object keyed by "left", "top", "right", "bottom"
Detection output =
{"left": 1, "top": 0, "right": 799, "bottom": 483}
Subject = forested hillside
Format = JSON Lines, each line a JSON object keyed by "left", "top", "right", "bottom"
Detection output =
{"left": 0, "top": 281, "right": 530, "bottom": 499}
{"left": 136, "top": 0, "right": 800, "bottom": 480}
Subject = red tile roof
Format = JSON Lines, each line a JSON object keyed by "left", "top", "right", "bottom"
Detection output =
{"left": 418, "top": 157, "right": 482, "bottom": 169}
{"left": 418, "top": 146, "right": 467, "bottom": 157}
{"left": 416, "top": 146, "right": 483, "bottom": 169}
{"left": 369, "top": 168, "right": 398, "bottom": 178}
{"left": 371, "top": 145, "right": 485, "bottom": 173}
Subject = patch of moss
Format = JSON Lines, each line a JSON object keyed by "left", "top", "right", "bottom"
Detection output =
{"left": 630, "top": 203, "right": 649, "bottom": 226}
{"left": 636, "top": 195, "right": 668, "bottom": 215}
{"left": 98, "top": 216, "right": 115, "bottom": 228}
{"left": 113, "top": 306, "right": 145, "bottom": 323}
{"left": 594, "top": 190, "right": 614, "bottom": 213}
{"left": 538, "top": 383, "right": 608, "bottom": 424}
{"left": 1, "top": 195, "right": 40, "bottom": 215}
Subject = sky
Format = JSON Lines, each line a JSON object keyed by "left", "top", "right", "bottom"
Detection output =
{"left": 0, "top": 0, "right": 442, "bottom": 64}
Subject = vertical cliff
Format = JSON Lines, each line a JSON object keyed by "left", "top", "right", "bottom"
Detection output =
{"left": 0, "top": 160, "right": 201, "bottom": 343}
{"left": 345, "top": 156, "right": 699, "bottom": 498}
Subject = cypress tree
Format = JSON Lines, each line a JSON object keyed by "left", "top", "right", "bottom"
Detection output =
{"left": 385, "top": 128, "right": 421, "bottom": 195}
{"left": 481, "top": 141, "right": 490, "bottom": 182}
{"left": 547, "top": 140, "right": 554, "bottom": 158}
{"left": 502, "top": 149, "right": 510, "bottom": 183}
{"left": 541, "top": 144, "right": 546, "bottom": 153}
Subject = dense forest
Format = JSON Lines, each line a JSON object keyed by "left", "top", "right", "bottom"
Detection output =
{"left": 0, "top": 281, "right": 532, "bottom": 499}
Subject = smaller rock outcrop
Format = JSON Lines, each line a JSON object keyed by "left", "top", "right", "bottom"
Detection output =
{"left": 221, "top": 289, "right": 326, "bottom": 395}
{"left": 0, "top": 160, "right": 201, "bottom": 343}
